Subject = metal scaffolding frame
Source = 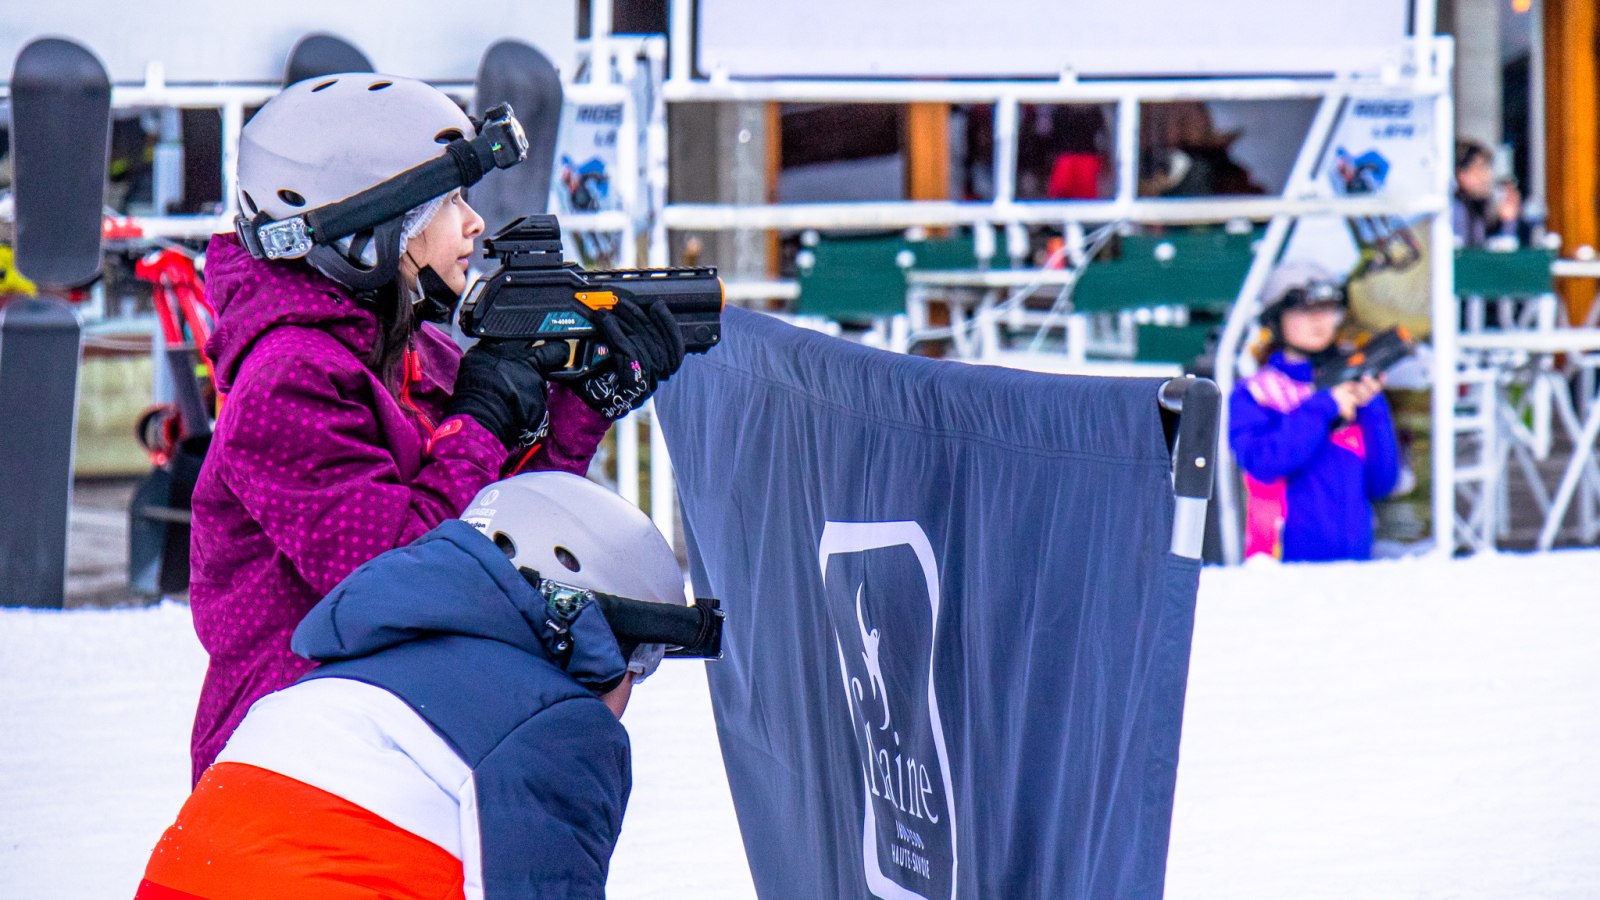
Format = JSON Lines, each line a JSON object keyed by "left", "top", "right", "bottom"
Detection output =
{"left": 655, "top": 0, "right": 1456, "bottom": 561}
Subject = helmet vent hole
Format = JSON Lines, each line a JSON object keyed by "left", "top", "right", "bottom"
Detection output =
{"left": 434, "top": 128, "right": 464, "bottom": 144}
{"left": 492, "top": 532, "right": 517, "bottom": 559}
{"left": 553, "top": 546, "right": 581, "bottom": 573}
{"left": 241, "top": 191, "right": 258, "bottom": 215}
{"left": 277, "top": 189, "right": 307, "bottom": 207}
{"left": 367, "top": 81, "right": 393, "bottom": 91}
{"left": 311, "top": 79, "right": 337, "bottom": 92}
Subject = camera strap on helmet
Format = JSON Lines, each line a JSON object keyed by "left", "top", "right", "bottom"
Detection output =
{"left": 235, "top": 104, "right": 528, "bottom": 263}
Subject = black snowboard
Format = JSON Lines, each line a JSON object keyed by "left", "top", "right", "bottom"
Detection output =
{"left": 0, "top": 298, "right": 83, "bottom": 608}
{"left": 284, "top": 33, "right": 374, "bottom": 86}
{"left": 472, "top": 40, "right": 564, "bottom": 265}
{"left": 9, "top": 38, "right": 111, "bottom": 289}
{"left": 0, "top": 38, "right": 107, "bottom": 608}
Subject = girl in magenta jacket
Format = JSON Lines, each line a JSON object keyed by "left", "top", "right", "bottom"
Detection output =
{"left": 187, "top": 75, "right": 683, "bottom": 782}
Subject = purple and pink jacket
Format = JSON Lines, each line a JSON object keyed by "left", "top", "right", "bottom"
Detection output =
{"left": 1229, "top": 352, "right": 1400, "bottom": 562}
{"left": 187, "top": 234, "right": 609, "bottom": 784}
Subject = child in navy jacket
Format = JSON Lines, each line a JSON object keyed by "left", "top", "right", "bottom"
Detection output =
{"left": 1230, "top": 261, "right": 1401, "bottom": 562}
{"left": 138, "top": 473, "right": 713, "bottom": 900}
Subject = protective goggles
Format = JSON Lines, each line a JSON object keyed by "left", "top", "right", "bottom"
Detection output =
{"left": 235, "top": 103, "right": 528, "bottom": 262}
{"left": 1278, "top": 279, "right": 1345, "bottom": 309}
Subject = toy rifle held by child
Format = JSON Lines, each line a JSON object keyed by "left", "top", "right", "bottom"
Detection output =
{"left": 459, "top": 215, "right": 724, "bottom": 378}
{"left": 1313, "top": 326, "right": 1415, "bottom": 390}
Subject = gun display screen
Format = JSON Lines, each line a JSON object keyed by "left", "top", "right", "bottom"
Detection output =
{"left": 459, "top": 215, "right": 723, "bottom": 377}
{"left": 1313, "top": 326, "right": 1414, "bottom": 389}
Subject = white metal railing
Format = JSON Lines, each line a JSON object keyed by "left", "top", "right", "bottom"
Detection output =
{"left": 664, "top": 195, "right": 1447, "bottom": 231}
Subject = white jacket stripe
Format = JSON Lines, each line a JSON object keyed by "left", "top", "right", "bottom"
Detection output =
{"left": 215, "top": 677, "right": 481, "bottom": 865}
{"left": 460, "top": 772, "right": 486, "bottom": 900}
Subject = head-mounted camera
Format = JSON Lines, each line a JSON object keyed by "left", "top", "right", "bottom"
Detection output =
{"left": 1262, "top": 277, "right": 1346, "bottom": 329}
{"left": 529, "top": 572, "right": 724, "bottom": 660}
{"left": 1282, "top": 280, "right": 1344, "bottom": 307}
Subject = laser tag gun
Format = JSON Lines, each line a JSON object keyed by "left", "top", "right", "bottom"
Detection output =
{"left": 459, "top": 215, "right": 724, "bottom": 378}
{"left": 1314, "top": 326, "right": 1415, "bottom": 390}
{"left": 526, "top": 571, "right": 724, "bottom": 659}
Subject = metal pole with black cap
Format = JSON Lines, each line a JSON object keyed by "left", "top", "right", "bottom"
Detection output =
{"left": 1160, "top": 376, "right": 1222, "bottom": 560}
{"left": 0, "top": 38, "right": 111, "bottom": 608}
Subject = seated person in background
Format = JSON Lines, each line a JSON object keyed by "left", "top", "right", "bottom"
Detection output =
{"left": 1138, "top": 101, "right": 1265, "bottom": 198}
{"left": 1230, "top": 261, "right": 1400, "bottom": 562}
{"left": 1046, "top": 106, "right": 1112, "bottom": 200}
{"left": 137, "top": 471, "right": 702, "bottom": 900}
{"left": 1453, "top": 140, "right": 1523, "bottom": 248}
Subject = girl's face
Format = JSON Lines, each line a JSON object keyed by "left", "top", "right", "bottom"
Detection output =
{"left": 1280, "top": 304, "right": 1342, "bottom": 355}
{"left": 402, "top": 190, "right": 485, "bottom": 294}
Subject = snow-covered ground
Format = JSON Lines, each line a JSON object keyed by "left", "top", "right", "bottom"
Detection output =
{"left": 1168, "top": 550, "right": 1600, "bottom": 900}
{"left": 4, "top": 550, "right": 1598, "bottom": 899}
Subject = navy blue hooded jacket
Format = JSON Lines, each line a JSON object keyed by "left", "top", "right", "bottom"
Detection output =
{"left": 283, "top": 519, "right": 635, "bottom": 899}
{"left": 1230, "top": 353, "right": 1401, "bottom": 561}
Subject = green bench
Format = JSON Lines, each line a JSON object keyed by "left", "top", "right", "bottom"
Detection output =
{"left": 1454, "top": 247, "right": 1556, "bottom": 298}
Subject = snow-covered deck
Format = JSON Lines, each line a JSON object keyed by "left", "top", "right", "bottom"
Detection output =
{"left": 4, "top": 550, "right": 1598, "bottom": 898}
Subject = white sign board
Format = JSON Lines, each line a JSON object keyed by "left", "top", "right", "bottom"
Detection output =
{"left": 1, "top": 1, "right": 574, "bottom": 84}
{"left": 698, "top": 0, "right": 1415, "bottom": 79}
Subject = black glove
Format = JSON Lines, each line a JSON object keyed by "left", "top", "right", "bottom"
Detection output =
{"left": 572, "top": 298, "right": 687, "bottom": 419}
{"left": 450, "top": 340, "right": 570, "bottom": 448}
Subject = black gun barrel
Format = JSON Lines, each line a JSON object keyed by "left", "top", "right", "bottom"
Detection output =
{"left": 574, "top": 266, "right": 724, "bottom": 352}
{"left": 1313, "top": 326, "right": 1414, "bottom": 389}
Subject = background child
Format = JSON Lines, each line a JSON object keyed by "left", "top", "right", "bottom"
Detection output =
{"left": 1230, "top": 260, "right": 1400, "bottom": 562}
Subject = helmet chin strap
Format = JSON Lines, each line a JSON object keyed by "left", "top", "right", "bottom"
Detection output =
{"left": 413, "top": 265, "right": 461, "bottom": 326}
{"left": 307, "top": 218, "right": 404, "bottom": 291}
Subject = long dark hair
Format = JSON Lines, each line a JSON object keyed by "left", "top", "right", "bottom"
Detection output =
{"left": 361, "top": 280, "right": 415, "bottom": 396}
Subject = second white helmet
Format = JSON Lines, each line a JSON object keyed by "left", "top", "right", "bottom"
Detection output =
{"left": 460, "top": 472, "right": 686, "bottom": 679}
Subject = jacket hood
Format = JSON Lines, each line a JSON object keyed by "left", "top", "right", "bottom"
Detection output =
{"left": 203, "top": 232, "right": 379, "bottom": 392}
{"left": 292, "top": 520, "right": 628, "bottom": 688}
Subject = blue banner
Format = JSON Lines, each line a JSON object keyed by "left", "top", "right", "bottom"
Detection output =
{"left": 654, "top": 308, "right": 1202, "bottom": 900}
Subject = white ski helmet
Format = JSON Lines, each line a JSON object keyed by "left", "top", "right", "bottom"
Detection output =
{"left": 461, "top": 471, "right": 686, "bottom": 679}
{"left": 238, "top": 74, "right": 475, "bottom": 287}
{"left": 1260, "top": 260, "right": 1344, "bottom": 318}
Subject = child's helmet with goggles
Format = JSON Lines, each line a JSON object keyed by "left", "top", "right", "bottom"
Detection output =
{"left": 1258, "top": 259, "right": 1347, "bottom": 335}
{"left": 235, "top": 73, "right": 527, "bottom": 290}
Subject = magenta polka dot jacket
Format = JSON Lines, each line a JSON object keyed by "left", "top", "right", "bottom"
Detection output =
{"left": 186, "top": 234, "right": 609, "bottom": 784}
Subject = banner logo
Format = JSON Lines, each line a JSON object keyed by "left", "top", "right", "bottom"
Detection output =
{"left": 820, "top": 521, "right": 957, "bottom": 900}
